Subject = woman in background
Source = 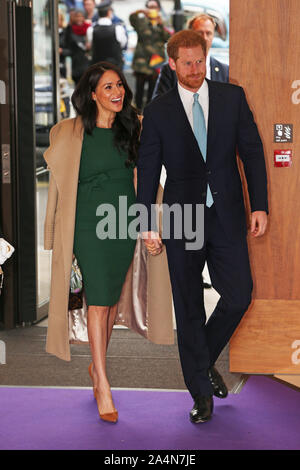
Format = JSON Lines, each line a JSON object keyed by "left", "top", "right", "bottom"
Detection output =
{"left": 64, "top": 9, "right": 90, "bottom": 84}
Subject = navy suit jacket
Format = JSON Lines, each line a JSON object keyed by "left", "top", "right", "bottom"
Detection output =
{"left": 137, "top": 80, "right": 268, "bottom": 242}
{"left": 152, "top": 57, "right": 229, "bottom": 99}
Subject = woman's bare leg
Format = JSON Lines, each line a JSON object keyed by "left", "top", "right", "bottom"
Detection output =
{"left": 87, "top": 305, "right": 116, "bottom": 414}
{"left": 107, "top": 302, "right": 118, "bottom": 347}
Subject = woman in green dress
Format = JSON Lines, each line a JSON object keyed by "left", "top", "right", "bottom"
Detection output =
{"left": 71, "top": 62, "right": 145, "bottom": 423}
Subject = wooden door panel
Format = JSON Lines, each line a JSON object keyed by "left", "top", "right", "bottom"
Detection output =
{"left": 229, "top": 0, "right": 300, "bottom": 378}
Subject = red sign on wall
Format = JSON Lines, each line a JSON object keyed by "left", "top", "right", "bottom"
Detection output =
{"left": 274, "top": 150, "right": 292, "bottom": 167}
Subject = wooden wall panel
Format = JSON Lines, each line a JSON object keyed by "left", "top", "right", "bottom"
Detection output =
{"left": 229, "top": 0, "right": 300, "bottom": 376}
{"left": 274, "top": 375, "right": 300, "bottom": 388}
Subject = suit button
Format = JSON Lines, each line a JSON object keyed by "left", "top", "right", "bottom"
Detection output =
{"left": 212, "top": 191, "right": 218, "bottom": 195}
{"left": 207, "top": 170, "right": 211, "bottom": 175}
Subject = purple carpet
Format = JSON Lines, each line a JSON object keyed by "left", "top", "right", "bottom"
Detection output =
{"left": 0, "top": 376, "right": 299, "bottom": 450}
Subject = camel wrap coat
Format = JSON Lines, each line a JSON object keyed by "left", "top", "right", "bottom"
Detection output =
{"left": 44, "top": 117, "right": 174, "bottom": 361}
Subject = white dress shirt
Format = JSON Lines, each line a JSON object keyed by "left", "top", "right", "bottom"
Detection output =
{"left": 86, "top": 17, "right": 127, "bottom": 50}
{"left": 178, "top": 79, "right": 209, "bottom": 132}
{"left": 161, "top": 79, "right": 209, "bottom": 189}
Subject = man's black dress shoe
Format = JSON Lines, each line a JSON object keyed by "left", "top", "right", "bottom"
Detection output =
{"left": 208, "top": 366, "right": 228, "bottom": 399}
{"left": 190, "top": 396, "right": 213, "bottom": 424}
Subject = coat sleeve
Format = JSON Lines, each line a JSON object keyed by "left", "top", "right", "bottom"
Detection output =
{"left": 43, "top": 124, "right": 60, "bottom": 250}
{"left": 210, "top": 57, "right": 229, "bottom": 83}
{"left": 44, "top": 173, "right": 58, "bottom": 250}
{"left": 129, "top": 11, "right": 147, "bottom": 34}
{"left": 237, "top": 87, "right": 268, "bottom": 214}
{"left": 137, "top": 106, "right": 163, "bottom": 232}
{"left": 152, "top": 63, "right": 177, "bottom": 100}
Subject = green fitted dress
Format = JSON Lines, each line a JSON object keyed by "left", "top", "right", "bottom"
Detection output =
{"left": 73, "top": 127, "right": 137, "bottom": 306}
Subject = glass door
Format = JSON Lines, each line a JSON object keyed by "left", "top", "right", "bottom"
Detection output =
{"left": 33, "top": 0, "right": 59, "bottom": 320}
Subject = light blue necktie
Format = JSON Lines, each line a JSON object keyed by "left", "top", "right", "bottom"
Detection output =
{"left": 192, "top": 93, "right": 213, "bottom": 208}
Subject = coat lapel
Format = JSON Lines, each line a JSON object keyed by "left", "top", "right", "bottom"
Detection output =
{"left": 44, "top": 117, "right": 84, "bottom": 196}
{"left": 207, "top": 80, "right": 222, "bottom": 166}
{"left": 164, "top": 87, "right": 206, "bottom": 168}
{"left": 165, "top": 83, "right": 222, "bottom": 170}
{"left": 44, "top": 117, "right": 84, "bottom": 294}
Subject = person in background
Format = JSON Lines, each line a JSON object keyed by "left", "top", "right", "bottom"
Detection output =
{"left": 86, "top": 2, "right": 127, "bottom": 69}
{"left": 97, "top": 0, "right": 128, "bottom": 51}
{"left": 130, "top": 0, "right": 171, "bottom": 112}
{"left": 83, "top": 0, "right": 99, "bottom": 24}
{"left": 64, "top": 9, "right": 90, "bottom": 85}
{"left": 84, "top": 0, "right": 127, "bottom": 27}
{"left": 58, "top": 11, "right": 71, "bottom": 79}
{"left": 58, "top": 10, "right": 72, "bottom": 117}
{"left": 152, "top": 13, "right": 229, "bottom": 99}
{"left": 64, "top": 0, "right": 84, "bottom": 12}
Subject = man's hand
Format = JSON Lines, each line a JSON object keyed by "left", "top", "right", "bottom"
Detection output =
{"left": 141, "top": 231, "right": 163, "bottom": 255}
{"left": 250, "top": 211, "right": 268, "bottom": 237}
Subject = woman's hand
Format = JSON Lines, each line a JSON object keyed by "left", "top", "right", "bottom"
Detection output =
{"left": 133, "top": 167, "right": 137, "bottom": 195}
{"left": 142, "top": 231, "right": 163, "bottom": 256}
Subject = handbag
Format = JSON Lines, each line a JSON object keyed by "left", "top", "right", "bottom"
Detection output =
{"left": 68, "top": 293, "right": 89, "bottom": 344}
{"left": 68, "top": 257, "right": 83, "bottom": 310}
{"left": 0, "top": 238, "right": 15, "bottom": 265}
{"left": 68, "top": 257, "right": 89, "bottom": 343}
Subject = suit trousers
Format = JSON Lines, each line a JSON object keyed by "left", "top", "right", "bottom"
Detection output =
{"left": 164, "top": 204, "right": 253, "bottom": 398}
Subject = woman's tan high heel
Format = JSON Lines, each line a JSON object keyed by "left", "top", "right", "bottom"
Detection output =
{"left": 88, "top": 362, "right": 96, "bottom": 399}
{"left": 89, "top": 363, "right": 118, "bottom": 422}
{"left": 94, "top": 388, "right": 118, "bottom": 423}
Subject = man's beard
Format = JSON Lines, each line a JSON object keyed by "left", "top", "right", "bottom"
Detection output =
{"left": 176, "top": 71, "right": 205, "bottom": 90}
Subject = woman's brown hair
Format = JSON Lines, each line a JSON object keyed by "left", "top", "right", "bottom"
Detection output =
{"left": 71, "top": 62, "right": 141, "bottom": 167}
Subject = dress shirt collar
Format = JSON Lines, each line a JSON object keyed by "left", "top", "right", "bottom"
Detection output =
{"left": 177, "top": 79, "right": 209, "bottom": 130}
{"left": 97, "top": 17, "right": 112, "bottom": 26}
{"left": 178, "top": 79, "right": 209, "bottom": 104}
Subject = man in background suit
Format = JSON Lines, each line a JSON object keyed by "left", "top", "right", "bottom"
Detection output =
{"left": 152, "top": 13, "right": 229, "bottom": 99}
{"left": 137, "top": 30, "right": 268, "bottom": 423}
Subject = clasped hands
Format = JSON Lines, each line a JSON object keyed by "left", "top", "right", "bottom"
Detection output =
{"left": 141, "top": 231, "right": 163, "bottom": 256}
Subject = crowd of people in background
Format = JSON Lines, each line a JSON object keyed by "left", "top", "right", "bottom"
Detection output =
{"left": 59, "top": 1, "right": 128, "bottom": 84}
{"left": 58, "top": 0, "right": 172, "bottom": 112}
{"left": 58, "top": 0, "right": 229, "bottom": 113}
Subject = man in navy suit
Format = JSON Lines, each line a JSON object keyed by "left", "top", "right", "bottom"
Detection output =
{"left": 152, "top": 13, "right": 229, "bottom": 99}
{"left": 137, "top": 30, "right": 268, "bottom": 423}
{"left": 153, "top": 13, "right": 228, "bottom": 290}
